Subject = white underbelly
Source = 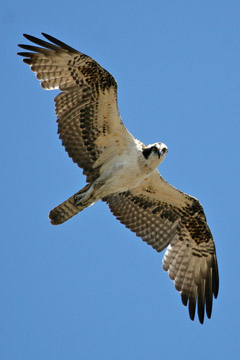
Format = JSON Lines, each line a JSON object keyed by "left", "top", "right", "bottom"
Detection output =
{"left": 96, "top": 161, "right": 151, "bottom": 197}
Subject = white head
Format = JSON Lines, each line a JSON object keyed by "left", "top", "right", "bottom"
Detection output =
{"left": 142, "top": 142, "right": 168, "bottom": 167}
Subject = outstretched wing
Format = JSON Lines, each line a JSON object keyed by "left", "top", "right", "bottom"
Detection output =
{"left": 103, "top": 170, "right": 219, "bottom": 323}
{"left": 18, "top": 33, "right": 135, "bottom": 183}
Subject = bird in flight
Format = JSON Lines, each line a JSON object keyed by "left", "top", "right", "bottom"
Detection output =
{"left": 18, "top": 33, "right": 219, "bottom": 323}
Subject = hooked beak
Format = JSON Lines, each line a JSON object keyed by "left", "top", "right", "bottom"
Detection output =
{"left": 160, "top": 147, "right": 168, "bottom": 158}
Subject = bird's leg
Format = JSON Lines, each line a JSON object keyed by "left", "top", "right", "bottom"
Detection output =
{"left": 74, "top": 192, "right": 86, "bottom": 205}
{"left": 74, "top": 179, "right": 105, "bottom": 205}
{"left": 74, "top": 185, "right": 95, "bottom": 205}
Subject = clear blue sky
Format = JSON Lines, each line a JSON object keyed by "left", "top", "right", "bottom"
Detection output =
{"left": 1, "top": 1, "right": 240, "bottom": 359}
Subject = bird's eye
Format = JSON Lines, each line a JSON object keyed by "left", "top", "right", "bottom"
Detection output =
{"left": 162, "top": 147, "right": 168, "bottom": 154}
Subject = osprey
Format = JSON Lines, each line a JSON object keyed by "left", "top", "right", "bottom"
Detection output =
{"left": 18, "top": 33, "right": 219, "bottom": 324}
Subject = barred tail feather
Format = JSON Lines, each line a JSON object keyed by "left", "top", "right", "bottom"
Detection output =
{"left": 49, "top": 184, "right": 91, "bottom": 225}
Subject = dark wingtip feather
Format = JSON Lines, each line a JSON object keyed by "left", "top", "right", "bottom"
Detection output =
{"left": 18, "top": 44, "right": 28, "bottom": 49}
{"left": 19, "top": 33, "right": 79, "bottom": 54}
{"left": 21, "top": 33, "right": 64, "bottom": 52}
{"left": 18, "top": 44, "right": 40, "bottom": 52}
{"left": 23, "top": 33, "right": 38, "bottom": 42}
{"left": 212, "top": 256, "right": 219, "bottom": 299}
{"left": 206, "top": 300, "right": 212, "bottom": 319}
{"left": 198, "top": 314, "right": 204, "bottom": 325}
{"left": 198, "top": 295, "right": 205, "bottom": 324}
{"left": 17, "top": 51, "right": 30, "bottom": 57}
{"left": 181, "top": 292, "right": 188, "bottom": 307}
{"left": 197, "top": 282, "right": 205, "bottom": 324}
{"left": 22, "top": 59, "right": 32, "bottom": 65}
{"left": 205, "top": 273, "right": 213, "bottom": 319}
{"left": 42, "top": 32, "right": 78, "bottom": 53}
{"left": 188, "top": 296, "right": 196, "bottom": 321}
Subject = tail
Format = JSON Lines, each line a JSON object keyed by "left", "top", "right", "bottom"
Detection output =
{"left": 49, "top": 184, "right": 92, "bottom": 225}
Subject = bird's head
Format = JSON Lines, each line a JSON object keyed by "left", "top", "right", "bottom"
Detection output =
{"left": 142, "top": 142, "right": 168, "bottom": 167}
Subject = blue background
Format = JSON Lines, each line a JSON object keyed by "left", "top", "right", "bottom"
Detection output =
{"left": 1, "top": 1, "right": 239, "bottom": 359}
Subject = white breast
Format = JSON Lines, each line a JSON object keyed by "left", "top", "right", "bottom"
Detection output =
{"left": 95, "top": 144, "right": 156, "bottom": 197}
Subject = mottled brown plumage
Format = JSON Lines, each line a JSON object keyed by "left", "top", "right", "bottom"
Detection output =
{"left": 18, "top": 33, "right": 219, "bottom": 323}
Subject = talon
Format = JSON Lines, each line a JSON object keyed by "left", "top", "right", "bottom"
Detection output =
{"left": 74, "top": 193, "right": 85, "bottom": 205}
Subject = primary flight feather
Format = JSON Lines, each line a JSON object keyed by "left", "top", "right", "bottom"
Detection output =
{"left": 18, "top": 33, "right": 219, "bottom": 323}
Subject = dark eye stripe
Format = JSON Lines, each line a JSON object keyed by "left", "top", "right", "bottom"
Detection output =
{"left": 142, "top": 147, "right": 152, "bottom": 159}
